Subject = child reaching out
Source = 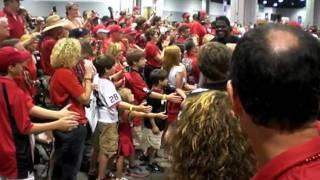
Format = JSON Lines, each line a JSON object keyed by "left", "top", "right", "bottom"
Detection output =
{"left": 116, "top": 88, "right": 167, "bottom": 180}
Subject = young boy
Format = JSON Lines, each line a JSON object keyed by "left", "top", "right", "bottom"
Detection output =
{"left": 91, "top": 54, "right": 152, "bottom": 180}
{"left": 0, "top": 47, "right": 78, "bottom": 179}
{"left": 124, "top": 49, "right": 182, "bottom": 147}
{"left": 143, "top": 69, "right": 169, "bottom": 172}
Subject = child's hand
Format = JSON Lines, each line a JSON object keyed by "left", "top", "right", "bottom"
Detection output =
{"left": 156, "top": 112, "right": 168, "bottom": 120}
{"left": 56, "top": 115, "right": 79, "bottom": 131}
{"left": 137, "top": 102, "right": 152, "bottom": 113}
{"left": 167, "top": 93, "right": 183, "bottom": 103}
{"left": 152, "top": 126, "right": 160, "bottom": 135}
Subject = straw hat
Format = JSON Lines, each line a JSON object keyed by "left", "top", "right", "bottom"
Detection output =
{"left": 20, "top": 32, "right": 40, "bottom": 46}
{"left": 42, "top": 15, "right": 67, "bottom": 32}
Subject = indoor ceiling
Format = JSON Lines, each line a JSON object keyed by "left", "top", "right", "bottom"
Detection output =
{"left": 257, "top": 0, "right": 306, "bottom": 8}
{"left": 211, "top": 0, "right": 306, "bottom": 8}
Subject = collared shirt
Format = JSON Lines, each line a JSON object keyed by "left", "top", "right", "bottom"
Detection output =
{"left": 39, "top": 36, "right": 57, "bottom": 76}
{"left": 145, "top": 41, "right": 161, "bottom": 68}
{"left": 50, "top": 68, "right": 87, "bottom": 124}
{"left": 253, "top": 122, "right": 320, "bottom": 180}
{"left": 0, "top": 8, "right": 25, "bottom": 38}
{"left": 0, "top": 77, "right": 33, "bottom": 179}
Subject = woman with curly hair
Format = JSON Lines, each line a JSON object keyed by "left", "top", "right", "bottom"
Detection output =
{"left": 169, "top": 90, "right": 254, "bottom": 180}
{"left": 49, "top": 38, "right": 94, "bottom": 180}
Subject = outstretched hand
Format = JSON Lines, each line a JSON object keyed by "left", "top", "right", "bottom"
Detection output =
{"left": 58, "top": 104, "right": 80, "bottom": 119}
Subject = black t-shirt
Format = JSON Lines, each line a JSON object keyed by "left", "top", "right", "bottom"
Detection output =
{"left": 212, "top": 35, "right": 239, "bottom": 44}
{"left": 144, "top": 87, "right": 167, "bottom": 131}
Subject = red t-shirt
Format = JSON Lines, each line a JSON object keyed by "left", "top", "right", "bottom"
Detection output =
{"left": 49, "top": 68, "right": 87, "bottom": 124}
{"left": 186, "top": 53, "right": 200, "bottom": 84}
{"left": 253, "top": 122, "right": 320, "bottom": 180}
{"left": 124, "top": 70, "right": 150, "bottom": 126}
{"left": 124, "top": 70, "right": 149, "bottom": 105}
{"left": 190, "top": 21, "right": 206, "bottom": 44}
{"left": 175, "top": 36, "right": 187, "bottom": 44}
{"left": 0, "top": 77, "right": 33, "bottom": 179}
{"left": 145, "top": 41, "right": 161, "bottom": 68}
{"left": 39, "top": 36, "right": 56, "bottom": 76}
{"left": 135, "top": 29, "right": 146, "bottom": 49}
{"left": 0, "top": 9, "right": 25, "bottom": 38}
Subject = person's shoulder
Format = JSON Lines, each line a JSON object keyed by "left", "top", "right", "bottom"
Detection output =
{"left": 54, "top": 68, "right": 74, "bottom": 77}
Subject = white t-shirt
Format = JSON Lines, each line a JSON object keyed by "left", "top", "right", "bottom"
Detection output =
{"left": 93, "top": 75, "right": 121, "bottom": 123}
{"left": 168, "top": 65, "right": 185, "bottom": 88}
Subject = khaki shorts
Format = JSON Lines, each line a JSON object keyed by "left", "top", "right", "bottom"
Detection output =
{"left": 94, "top": 122, "right": 118, "bottom": 157}
{"left": 145, "top": 128, "right": 163, "bottom": 150}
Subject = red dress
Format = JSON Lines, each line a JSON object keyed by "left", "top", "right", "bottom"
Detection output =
{"left": 118, "top": 112, "right": 134, "bottom": 157}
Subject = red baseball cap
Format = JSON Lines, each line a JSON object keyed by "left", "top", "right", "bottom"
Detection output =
{"left": 123, "top": 26, "right": 137, "bottom": 35}
{"left": 182, "top": 13, "right": 190, "bottom": 19}
{"left": 92, "top": 24, "right": 109, "bottom": 35}
{"left": 107, "top": 25, "right": 123, "bottom": 34}
{"left": 0, "top": 47, "right": 31, "bottom": 71}
{"left": 199, "top": 10, "right": 207, "bottom": 18}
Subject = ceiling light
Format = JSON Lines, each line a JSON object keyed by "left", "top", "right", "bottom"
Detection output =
{"left": 263, "top": 0, "right": 267, "bottom": 5}
{"left": 273, "top": 2, "right": 278, "bottom": 7}
{"left": 278, "top": 0, "right": 284, "bottom": 3}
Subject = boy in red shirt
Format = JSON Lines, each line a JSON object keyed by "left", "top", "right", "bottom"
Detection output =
{"left": 0, "top": 47, "right": 78, "bottom": 179}
{"left": 124, "top": 49, "right": 182, "bottom": 146}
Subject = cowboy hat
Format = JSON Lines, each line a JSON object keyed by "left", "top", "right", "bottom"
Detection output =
{"left": 42, "top": 15, "right": 67, "bottom": 32}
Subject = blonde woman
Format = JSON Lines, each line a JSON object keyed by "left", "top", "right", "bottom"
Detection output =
{"left": 162, "top": 45, "right": 194, "bottom": 123}
{"left": 49, "top": 38, "right": 93, "bottom": 180}
{"left": 169, "top": 91, "right": 254, "bottom": 180}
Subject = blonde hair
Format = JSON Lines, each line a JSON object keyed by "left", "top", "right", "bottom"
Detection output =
{"left": 50, "top": 38, "right": 81, "bottom": 69}
{"left": 107, "top": 43, "right": 122, "bottom": 57}
{"left": 169, "top": 91, "right": 254, "bottom": 180}
{"left": 162, "top": 45, "right": 181, "bottom": 72}
{"left": 118, "top": 88, "right": 132, "bottom": 103}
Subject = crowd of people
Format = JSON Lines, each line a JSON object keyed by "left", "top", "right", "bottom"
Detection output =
{"left": 0, "top": 0, "right": 320, "bottom": 179}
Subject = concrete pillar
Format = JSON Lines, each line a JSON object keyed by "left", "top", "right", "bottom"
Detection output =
{"left": 305, "top": 0, "right": 314, "bottom": 26}
{"left": 314, "top": 0, "right": 320, "bottom": 26}
{"left": 230, "top": 0, "right": 257, "bottom": 25}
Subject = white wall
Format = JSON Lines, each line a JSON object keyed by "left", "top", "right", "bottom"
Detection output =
{"left": 277, "top": 8, "right": 306, "bottom": 23}
{"left": 257, "top": 5, "right": 306, "bottom": 24}
{"left": 163, "top": 0, "right": 230, "bottom": 22}
{"left": 17, "top": 0, "right": 133, "bottom": 18}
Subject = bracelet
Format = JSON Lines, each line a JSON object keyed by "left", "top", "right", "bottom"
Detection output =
{"left": 129, "top": 105, "right": 133, "bottom": 112}
{"left": 84, "top": 78, "right": 92, "bottom": 82}
{"left": 162, "top": 94, "right": 167, "bottom": 101}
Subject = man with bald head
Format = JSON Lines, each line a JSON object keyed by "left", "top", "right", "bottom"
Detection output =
{"left": 228, "top": 24, "right": 320, "bottom": 179}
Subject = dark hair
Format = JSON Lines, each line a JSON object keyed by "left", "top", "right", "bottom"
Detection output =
{"left": 80, "top": 39, "right": 94, "bottom": 57}
{"left": 69, "top": 28, "right": 90, "bottom": 39}
{"left": 184, "top": 38, "right": 195, "bottom": 53}
{"left": 150, "top": 69, "right": 168, "bottom": 85}
{"left": 216, "top": 16, "right": 231, "bottom": 27}
{"left": 231, "top": 24, "right": 320, "bottom": 131}
{"left": 178, "top": 25, "right": 190, "bottom": 34}
{"left": 151, "top": 16, "right": 161, "bottom": 26}
{"left": 0, "top": 38, "right": 19, "bottom": 48}
{"left": 198, "top": 42, "right": 231, "bottom": 82}
{"left": 66, "top": 2, "right": 79, "bottom": 16}
{"left": 192, "top": 13, "right": 198, "bottom": 21}
{"left": 135, "top": 16, "right": 146, "bottom": 28}
{"left": 145, "top": 28, "right": 158, "bottom": 42}
{"left": 94, "top": 54, "right": 115, "bottom": 77}
{"left": 126, "top": 48, "right": 144, "bottom": 66}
